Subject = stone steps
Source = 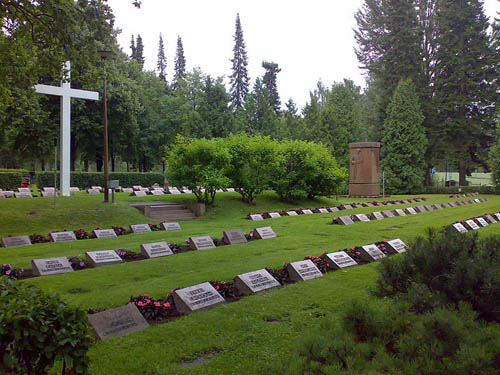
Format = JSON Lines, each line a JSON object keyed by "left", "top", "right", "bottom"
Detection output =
{"left": 130, "top": 202, "right": 196, "bottom": 221}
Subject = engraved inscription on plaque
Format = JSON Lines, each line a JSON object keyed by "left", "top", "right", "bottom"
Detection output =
{"left": 386, "top": 239, "right": 408, "bottom": 255}
{"left": 94, "top": 229, "right": 117, "bottom": 239}
{"left": 253, "top": 226, "right": 277, "bottom": 239}
{"left": 162, "top": 222, "right": 182, "bottom": 231}
{"left": 329, "top": 207, "right": 339, "bottom": 212}
{"left": 268, "top": 212, "right": 281, "bottom": 218}
{"left": 287, "top": 260, "right": 323, "bottom": 281}
{"left": 453, "top": 223, "right": 468, "bottom": 233}
{"left": 249, "top": 214, "right": 264, "bottom": 221}
{"left": 382, "top": 210, "right": 395, "bottom": 218}
{"left": 15, "top": 192, "right": 33, "bottom": 198}
{"left": 465, "top": 219, "right": 480, "bottom": 230}
{"left": 223, "top": 229, "right": 248, "bottom": 245}
{"left": 130, "top": 224, "right": 151, "bottom": 234}
{"left": 32, "top": 257, "right": 74, "bottom": 276}
{"left": 50, "top": 231, "right": 77, "bottom": 242}
{"left": 173, "top": 282, "right": 225, "bottom": 313}
{"left": 324, "top": 251, "right": 358, "bottom": 269}
{"left": 359, "top": 244, "right": 386, "bottom": 262}
{"left": 337, "top": 215, "right": 354, "bottom": 225}
{"left": 476, "top": 217, "right": 488, "bottom": 227}
{"left": 286, "top": 211, "right": 298, "bottom": 216}
{"left": 1, "top": 235, "right": 32, "bottom": 248}
{"left": 354, "top": 214, "right": 370, "bottom": 222}
{"left": 140, "top": 241, "right": 174, "bottom": 258}
{"left": 133, "top": 191, "right": 147, "bottom": 197}
{"left": 343, "top": 204, "right": 353, "bottom": 210}
{"left": 301, "top": 209, "right": 314, "bottom": 215}
{"left": 86, "top": 250, "right": 123, "bottom": 267}
{"left": 189, "top": 236, "right": 216, "bottom": 250}
{"left": 371, "top": 211, "right": 385, "bottom": 220}
{"left": 317, "top": 208, "right": 329, "bottom": 214}
{"left": 88, "top": 304, "right": 149, "bottom": 341}
{"left": 395, "top": 209, "right": 406, "bottom": 216}
{"left": 405, "top": 207, "right": 417, "bottom": 215}
{"left": 234, "top": 269, "right": 281, "bottom": 295}
{"left": 484, "top": 214, "right": 497, "bottom": 224}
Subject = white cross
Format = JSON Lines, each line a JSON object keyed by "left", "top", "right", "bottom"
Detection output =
{"left": 34, "top": 61, "right": 99, "bottom": 196}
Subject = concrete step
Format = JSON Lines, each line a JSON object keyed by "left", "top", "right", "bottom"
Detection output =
{"left": 149, "top": 213, "right": 197, "bottom": 221}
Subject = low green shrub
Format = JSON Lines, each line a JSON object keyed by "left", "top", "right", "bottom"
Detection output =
{"left": 0, "top": 277, "right": 93, "bottom": 375}
{"left": 0, "top": 170, "right": 26, "bottom": 189}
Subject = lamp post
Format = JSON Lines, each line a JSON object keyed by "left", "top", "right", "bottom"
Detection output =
{"left": 98, "top": 50, "right": 115, "bottom": 203}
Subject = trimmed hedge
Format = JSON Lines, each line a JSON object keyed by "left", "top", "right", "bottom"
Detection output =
{"left": 422, "top": 185, "right": 496, "bottom": 194}
{"left": 0, "top": 170, "right": 28, "bottom": 190}
{"left": 36, "top": 172, "right": 165, "bottom": 189}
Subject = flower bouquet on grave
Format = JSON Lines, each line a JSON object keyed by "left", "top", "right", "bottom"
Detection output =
{"left": 209, "top": 280, "right": 242, "bottom": 299}
{"left": 0, "top": 263, "right": 23, "bottom": 279}
{"left": 68, "top": 256, "right": 87, "bottom": 270}
{"left": 245, "top": 231, "right": 257, "bottom": 241}
{"left": 346, "top": 246, "right": 363, "bottom": 263}
{"left": 29, "top": 233, "right": 49, "bottom": 244}
{"left": 330, "top": 217, "right": 342, "bottom": 225}
{"left": 112, "top": 226, "right": 128, "bottom": 236}
{"left": 74, "top": 228, "right": 89, "bottom": 240}
{"left": 129, "top": 293, "right": 178, "bottom": 321}
{"left": 148, "top": 223, "right": 162, "bottom": 231}
{"left": 304, "top": 254, "right": 330, "bottom": 274}
{"left": 264, "top": 266, "right": 289, "bottom": 284}
{"left": 116, "top": 248, "right": 140, "bottom": 260}
{"left": 89, "top": 227, "right": 101, "bottom": 239}
{"left": 212, "top": 237, "right": 223, "bottom": 247}
{"left": 375, "top": 240, "right": 389, "bottom": 256}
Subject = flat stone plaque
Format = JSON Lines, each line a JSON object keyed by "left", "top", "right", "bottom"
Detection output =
{"left": 354, "top": 214, "right": 370, "bottom": 222}
{"left": 122, "top": 188, "right": 133, "bottom": 193}
{"left": 494, "top": 213, "right": 500, "bottom": 221}
{"left": 234, "top": 269, "right": 280, "bottom": 295}
{"left": 133, "top": 191, "right": 147, "bottom": 197}
{"left": 140, "top": 241, "right": 173, "bottom": 258}
{"left": 476, "top": 217, "right": 488, "bottom": 227}
{"left": 382, "top": 210, "right": 395, "bottom": 218}
{"left": 405, "top": 207, "right": 417, "bottom": 215}
{"left": 484, "top": 214, "right": 497, "bottom": 224}
{"left": 162, "top": 222, "right": 182, "bottom": 231}
{"left": 425, "top": 205, "right": 435, "bottom": 211}
{"left": 151, "top": 190, "right": 164, "bottom": 195}
{"left": 386, "top": 239, "right": 408, "bottom": 255}
{"left": 268, "top": 212, "right": 281, "bottom": 218}
{"left": 91, "top": 186, "right": 103, "bottom": 191}
{"left": 253, "top": 226, "right": 277, "bottom": 239}
{"left": 173, "top": 282, "right": 225, "bottom": 313}
{"left": 18, "top": 188, "right": 30, "bottom": 193}
{"left": 132, "top": 185, "right": 142, "bottom": 190}
{"left": 448, "top": 202, "right": 457, "bottom": 207}
{"left": 465, "top": 219, "right": 480, "bottom": 230}
{"left": 15, "top": 192, "right": 32, "bottom": 198}
{"left": 359, "top": 244, "right": 387, "bottom": 262}
{"left": 168, "top": 189, "right": 181, "bottom": 194}
{"left": 287, "top": 260, "right": 323, "bottom": 281}
{"left": 2, "top": 191, "right": 14, "bottom": 198}
{"left": 189, "top": 236, "right": 216, "bottom": 250}
{"left": 50, "top": 231, "right": 76, "bottom": 242}
{"left": 354, "top": 204, "right": 363, "bottom": 208}
{"left": 342, "top": 204, "right": 353, "bottom": 210}
{"left": 2, "top": 235, "right": 32, "bottom": 248}
{"left": 94, "top": 229, "right": 117, "bottom": 239}
{"left": 86, "top": 250, "right": 123, "bottom": 267}
{"left": 32, "top": 257, "right": 74, "bottom": 276}
{"left": 88, "top": 304, "right": 149, "bottom": 341}
{"left": 415, "top": 205, "right": 427, "bottom": 213}
{"left": 226, "top": 188, "right": 235, "bottom": 192}
{"left": 365, "top": 202, "right": 374, "bottom": 207}
{"left": 329, "top": 207, "right": 339, "bottom": 212}
{"left": 336, "top": 215, "right": 354, "bottom": 225}
{"left": 371, "top": 211, "right": 385, "bottom": 220}
{"left": 433, "top": 204, "right": 443, "bottom": 210}
{"left": 130, "top": 224, "right": 151, "bottom": 234}
{"left": 401, "top": 200, "right": 409, "bottom": 204}
{"left": 474, "top": 198, "right": 481, "bottom": 203}
{"left": 69, "top": 187, "right": 80, "bottom": 192}
{"left": 223, "top": 229, "right": 247, "bottom": 245}
{"left": 301, "top": 209, "right": 314, "bottom": 215}
{"left": 182, "top": 189, "right": 192, "bottom": 194}
{"left": 452, "top": 223, "right": 468, "bottom": 233}
{"left": 325, "top": 251, "right": 357, "bottom": 269}
{"left": 395, "top": 209, "right": 406, "bottom": 216}
{"left": 41, "top": 191, "right": 56, "bottom": 197}
{"left": 87, "top": 189, "right": 100, "bottom": 194}
{"left": 249, "top": 214, "right": 264, "bottom": 221}
{"left": 317, "top": 208, "right": 329, "bottom": 214}
{"left": 286, "top": 211, "right": 298, "bottom": 216}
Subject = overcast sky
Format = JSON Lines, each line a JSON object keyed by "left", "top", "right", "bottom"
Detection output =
{"left": 108, "top": 0, "right": 499, "bottom": 109}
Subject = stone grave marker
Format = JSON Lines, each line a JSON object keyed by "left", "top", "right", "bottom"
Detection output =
{"left": 87, "top": 188, "right": 100, "bottom": 195}
{"left": 371, "top": 211, "right": 385, "bottom": 220}
{"left": 182, "top": 189, "right": 192, "bottom": 194}
{"left": 0, "top": 192, "right": 4, "bottom": 198}
{"left": 41, "top": 191, "right": 56, "bottom": 197}
{"left": 168, "top": 188, "right": 181, "bottom": 194}
{"left": 253, "top": 226, "right": 277, "bottom": 239}
{"left": 32, "top": 257, "right": 74, "bottom": 276}
{"left": 268, "top": 212, "right": 281, "bottom": 218}
{"left": 401, "top": 199, "right": 409, "bottom": 204}
{"left": 394, "top": 209, "right": 406, "bottom": 216}
{"left": 329, "top": 207, "right": 339, "bottom": 212}
{"left": 441, "top": 203, "right": 450, "bottom": 208}
{"left": 133, "top": 191, "right": 147, "bottom": 197}
{"left": 122, "top": 188, "right": 133, "bottom": 193}
{"left": 433, "top": 204, "right": 443, "bottom": 209}
{"left": 424, "top": 205, "right": 435, "bottom": 211}
{"left": 465, "top": 219, "right": 480, "bottom": 230}
{"left": 1, "top": 235, "right": 32, "bottom": 248}
{"left": 415, "top": 205, "right": 427, "bottom": 213}
{"left": 454, "top": 201, "right": 464, "bottom": 206}
{"left": 476, "top": 217, "right": 489, "bottom": 227}
{"left": 50, "top": 231, "right": 77, "bottom": 242}
{"left": 162, "top": 222, "right": 182, "bottom": 231}
{"left": 359, "top": 244, "right": 386, "bottom": 262}
{"left": 354, "top": 204, "right": 363, "bottom": 208}
{"left": 15, "top": 192, "right": 33, "bottom": 198}
{"left": 494, "top": 213, "right": 500, "bottom": 221}
{"left": 173, "top": 282, "right": 225, "bottom": 313}
{"left": 353, "top": 214, "right": 370, "bottom": 222}
{"left": 301, "top": 209, "right": 314, "bottom": 215}
{"left": 2, "top": 191, "right": 14, "bottom": 198}
{"left": 317, "top": 208, "right": 329, "bottom": 214}
{"left": 484, "top": 214, "right": 497, "bottom": 224}
{"left": 405, "top": 207, "right": 417, "bottom": 215}
{"left": 226, "top": 188, "right": 235, "bottom": 192}
{"left": 223, "top": 229, "right": 247, "bottom": 245}
{"left": 215, "top": 189, "right": 224, "bottom": 193}
{"left": 151, "top": 190, "right": 164, "bottom": 195}
{"left": 86, "top": 250, "right": 123, "bottom": 267}
{"left": 130, "top": 224, "right": 151, "bottom": 234}
{"left": 249, "top": 214, "right": 264, "bottom": 221}
{"left": 342, "top": 204, "right": 353, "bottom": 210}
{"left": 474, "top": 198, "right": 481, "bottom": 203}
{"left": 287, "top": 260, "right": 323, "bottom": 281}
{"left": 43, "top": 187, "right": 55, "bottom": 193}
{"left": 448, "top": 202, "right": 457, "bottom": 207}
{"left": 382, "top": 210, "right": 395, "bottom": 218}
{"left": 93, "top": 229, "right": 117, "bottom": 239}
{"left": 286, "top": 211, "right": 298, "bottom": 216}
{"left": 18, "top": 187, "right": 31, "bottom": 193}
{"left": 88, "top": 304, "right": 149, "bottom": 341}
{"left": 140, "top": 241, "right": 173, "bottom": 258}
{"left": 324, "top": 251, "right": 357, "bottom": 269}
{"left": 69, "top": 187, "right": 80, "bottom": 192}
{"left": 189, "top": 236, "right": 216, "bottom": 250}
{"left": 386, "top": 238, "right": 408, "bottom": 255}
{"left": 452, "top": 223, "right": 468, "bottom": 233}
{"left": 234, "top": 269, "right": 280, "bottom": 295}
{"left": 91, "top": 186, "right": 103, "bottom": 191}
{"left": 365, "top": 202, "right": 374, "bottom": 207}
{"left": 132, "top": 185, "right": 142, "bottom": 190}
{"left": 336, "top": 215, "right": 354, "bottom": 225}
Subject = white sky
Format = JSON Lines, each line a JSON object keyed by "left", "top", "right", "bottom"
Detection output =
{"left": 108, "top": 0, "right": 499, "bottom": 110}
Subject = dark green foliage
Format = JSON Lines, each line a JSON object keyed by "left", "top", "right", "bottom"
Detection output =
{"left": 157, "top": 33, "right": 167, "bottom": 82}
{"left": 262, "top": 61, "right": 281, "bottom": 114}
{"left": 35, "top": 172, "right": 164, "bottom": 189}
{"left": 134, "top": 34, "right": 145, "bottom": 68}
{"left": 229, "top": 13, "right": 250, "bottom": 111}
{"left": 0, "top": 171, "right": 25, "bottom": 190}
{"left": 173, "top": 36, "right": 186, "bottom": 89}
{"left": 488, "top": 119, "right": 500, "bottom": 190}
{"left": 244, "top": 78, "right": 280, "bottom": 136}
{"left": 0, "top": 277, "right": 93, "bottom": 375}
{"left": 381, "top": 79, "right": 427, "bottom": 193}
{"left": 374, "top": 229, "right": 500, "bottom": 322}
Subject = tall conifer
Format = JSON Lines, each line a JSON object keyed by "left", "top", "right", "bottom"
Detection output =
{"left": 130, "top": 34, "right": 136, "bottom": 60}
{"left": 229, "top": 13, "right": 249, "bottom": 111}
{"left": 262, "top": 61, "right": 281, "bottom": 113}
{"left": 135, "top": 34, "right": 145, "bottom": 68}
{"left": 173, "top": 36, "right": 186, "bottom": 88}
{"left": 157, "top": 33, "right": 167, "bottom": 81}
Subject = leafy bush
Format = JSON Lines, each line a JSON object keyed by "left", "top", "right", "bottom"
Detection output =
{"left": 225, "top": 133, "right": 279, "bottom": 204}
{"left": 0, "top": 171, "right": 24, "bottom": 190}
{"left": 35, "top": 171, "right": 165, "bottom": 189}
{"left": 166, "top": 137, "right": 231, "bottom": 204}
{"left": 271, "top": 140, "right": 347, "bottom": 201}
{"left": 373, "top": 229, "right": 500, "bottom": 322}
{"left": 0, "top": 277, "right": 93, "bottom": 375}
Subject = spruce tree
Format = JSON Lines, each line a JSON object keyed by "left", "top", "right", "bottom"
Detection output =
{"left": 262, "top": 61, "right": 281, "bottom": 113}
{"left": 130, "top": 34, "right": 136, "bottom": 60}
{"left": 433, "top": 0, "right": 495, "bottom": 185}
{"left": 381, "top": 79, "right": 427, "bottom": 194}
{"left": 488, "top": 113, "right": 500, "bottom": 190}
{"left": 229, "top": 13, "right": 249, "bottom": 111}
{"left": 173, "top": 36, "right": 186, "bottom": 89}
{"left": 157, "top": 33, "right": 167, "bottom": 82}
{"left": 135, "top": 34, "right": 145, "bottom": 68}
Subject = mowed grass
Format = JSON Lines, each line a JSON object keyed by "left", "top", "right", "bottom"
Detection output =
{"left": 433, "top": 171, "right": 492, "bottom": 185}
{"left": 1, "top": 191, "right": 499, "bottom": 375}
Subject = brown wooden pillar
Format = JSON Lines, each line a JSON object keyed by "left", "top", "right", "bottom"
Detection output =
{"left": 349, "top": 142, "right": 380, "bottom": 197}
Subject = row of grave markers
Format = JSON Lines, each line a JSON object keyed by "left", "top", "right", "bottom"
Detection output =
{"left": 27, "top": 227, "right": 277, "bottom": 277}
{"left": 451, "top": 212, "right": 500, "bottom": 233}
{"left": 247, "top": 197, "right": 430, "bottom": 221}
{"left": 87, "top": 238, "right": 408, "bottom": 341}
{"left": 332, "top": 198, "right": 488, "bottom": 226}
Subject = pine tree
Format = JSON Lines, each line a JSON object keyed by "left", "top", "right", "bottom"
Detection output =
{"left": 130, "top": 34, "right": 136, "bottom": 60}
{"left": 229, "top": 13, "right": 249, "bottom": 111}
{"left": 244, "top": 78, "right": 278, "bottom": 136}
{"left": 488, "top": 113, "right": 500, "bottom": 190}
{"left": 135, "top": 34, "right": 145, "bottom": 68}
{"left": 433, "top": 0, "right": 495, "bottom": 185}
{"left": 381, "top": 79, "right": 427, "bottom": 193}
{"left": 157, "top": 33, "right": 167, "bottom": 82}
{"left": 173, "top": 36, "right": 186, "bottom": 89}
{"left": 262, "top": 61, "right": 281, "bottom": 113}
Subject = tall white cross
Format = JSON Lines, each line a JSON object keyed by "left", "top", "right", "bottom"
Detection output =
{"left": 34, "top": 61, "right": 99, "bottom": 196}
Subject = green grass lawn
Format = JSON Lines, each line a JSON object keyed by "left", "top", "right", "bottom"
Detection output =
{"left": 433, "top": 171, "right": 492, "bottom": 185}
{"left": 1, "top": 191, "right": 499, "bottom": 375}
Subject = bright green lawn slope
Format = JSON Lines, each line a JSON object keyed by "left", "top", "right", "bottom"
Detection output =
{"left": 1, "top": 191, "right": 499, "bottom": 374}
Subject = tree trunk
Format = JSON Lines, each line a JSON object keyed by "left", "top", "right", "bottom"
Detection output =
{"left": 424, "top": 164, "right": 432, "bottom": 186}
{"left": 96, "top": 157, "right": 103, "bottom": 172}
{"left": 458, "top": 164, "right": 467, "bottom": 186}
{"left": 84, "top": 159, "right": 89, "bottom": 172}
{"left": 41, "top": 159, "right": 45, "bottom": 171}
